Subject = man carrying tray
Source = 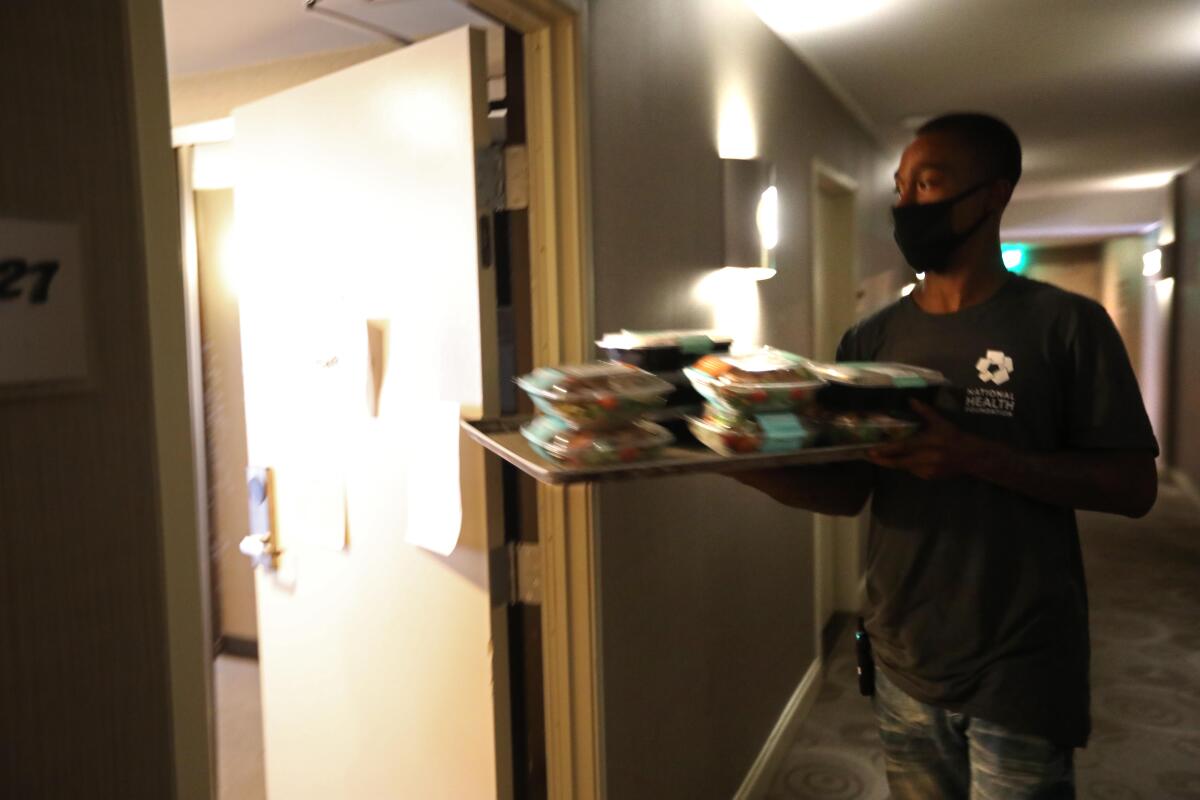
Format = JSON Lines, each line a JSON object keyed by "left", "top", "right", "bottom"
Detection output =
{"left": 737, "top": 112, "right": 1158, "bottom": 799}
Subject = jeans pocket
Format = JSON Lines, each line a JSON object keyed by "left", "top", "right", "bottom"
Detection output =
{"left": 968, "top": 717, "right": 1074, "bottom": 795}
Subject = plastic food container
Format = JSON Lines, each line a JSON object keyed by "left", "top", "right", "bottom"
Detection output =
{"left": 701, "top": 401, "right": 747, "bottom": 430}
{"left": 807, "top": 361, "right": 951, "bottom": 414}
{"left": 653, "top": 369, "right": 705, "bottom": 409}
{"left": 824, "top": 412, "right": 921, "bottom": 444}
{"left": 688, "top": 409, "right": 820, "bottom": 455}
{"left": 597, "top": 330, "right": 733, "bottom": 372}
{"left": 515, "top": 362, "right": 674, "bottom": 430}
{"left": 521, "top": 415, "right": 674, "bottom": 467}
{"left": 683, "top": 349, "right": 824, "bottom": 414}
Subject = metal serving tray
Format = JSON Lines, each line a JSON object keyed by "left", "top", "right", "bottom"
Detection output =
{"left": 462, "top": 415, "right": 873, "bottom": 486}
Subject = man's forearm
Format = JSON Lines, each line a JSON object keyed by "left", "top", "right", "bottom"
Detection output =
{"left": 967, "top": 440, "right": 1157, "bottom": 518}
{"left": 732, "top": 461, "right": 873, "bottom": 516}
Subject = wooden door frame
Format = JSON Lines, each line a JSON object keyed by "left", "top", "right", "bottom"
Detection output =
{"left": 139, "top": 0, "right": 600, "bottom": 796}
{"left": 468, "top": 3, "right": 603, "bottom": 798}
{"left": 126, "top": 1, "right": 216, "bottom": 799}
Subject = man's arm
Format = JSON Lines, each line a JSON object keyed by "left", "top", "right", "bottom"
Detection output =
{"left": 869, "top": 401, "right": 1157, "bottom": 518}
{"left": 731, "top": 460, "right": 874, "bottom": 516}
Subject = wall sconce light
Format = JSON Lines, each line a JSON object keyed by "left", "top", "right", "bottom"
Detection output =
{"left": 722, "top": 158, "right": 777, "bottom": 280}
{"left": 1142, "top": 247, "right": 1163, "bottom": 277}
{"left": 1143, "top": 241, "right": 1177, "bottom": 282}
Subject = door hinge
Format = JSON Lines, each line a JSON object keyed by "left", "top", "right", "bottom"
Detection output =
{"left": 503, "top": 144, "right": 529, "bottom": 211}
{"left": 507, "top": 541, "right": 543, "bottom": 606}
{"left": 476, "top": 144, "right": 530, "bottom": 213}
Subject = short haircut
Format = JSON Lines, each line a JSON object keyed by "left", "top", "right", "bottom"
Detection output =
{"left": 918, "top": 112, "right": 1022, "bottom": 187}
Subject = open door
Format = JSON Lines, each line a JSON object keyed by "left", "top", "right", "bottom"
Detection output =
{"left": 233, "top": 27, "right": 509, "bottom": 798}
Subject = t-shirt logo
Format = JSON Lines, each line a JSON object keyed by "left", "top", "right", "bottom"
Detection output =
{"left": 976, "top": 350, "right": 1014, "bottom": 385}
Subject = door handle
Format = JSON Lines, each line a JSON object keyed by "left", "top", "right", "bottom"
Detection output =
{"left": 244, "top": 466, "right": 281, "bottom": 571}
{"left": 239, "top": 532, "right": 281, "bottom": 572}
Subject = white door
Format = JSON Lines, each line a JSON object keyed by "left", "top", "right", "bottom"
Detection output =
{"left": 233, "top": 28, "right": 507, "bottom": 799}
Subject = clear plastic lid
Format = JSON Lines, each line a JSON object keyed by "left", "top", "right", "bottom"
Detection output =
{"left": 806, "top": 361, "right": 948, "bottom": 388}
{"left": 521, "top": 415, "right": 674, "bottom": 457}
{"left": 686, "top": 348, "right": 822, "bottom": 389}
{"left": 698, "top": 406, "right": 818, "bottom": 434}
{"left": 597, "top": 329, "right": 733, "bottom": 352}
{"left": 515, "top": 362, "right": 674, "bottom": 401}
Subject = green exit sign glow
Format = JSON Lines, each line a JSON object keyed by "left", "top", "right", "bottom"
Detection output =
{"left": 1001, "top": 244, "right": 1028, "bottom": 273}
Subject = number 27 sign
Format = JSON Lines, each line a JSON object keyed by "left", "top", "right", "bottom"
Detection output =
{"left": 1, "top": 218, "right": 89, "bottom": 388}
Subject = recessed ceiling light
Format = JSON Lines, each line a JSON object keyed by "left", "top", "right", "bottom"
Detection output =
{"left": 747, "top": 0, "right": 891, "bottom": 35}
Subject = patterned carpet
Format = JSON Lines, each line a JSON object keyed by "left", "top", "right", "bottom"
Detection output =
{"left": 765, "top": 481, "right": 1200, "bottom": 800}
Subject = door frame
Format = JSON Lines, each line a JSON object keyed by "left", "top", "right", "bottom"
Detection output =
{"left": 143, "top": 0, "right": 599, "bottom": 798}
{"left": 809, "top": 159, "right": 862, "bottom": 655}
{"left": 127, "top": 0, "right": 216, "bottom": 798}
{"left": 467, "top": 3, "right": 604, "bottom": 798}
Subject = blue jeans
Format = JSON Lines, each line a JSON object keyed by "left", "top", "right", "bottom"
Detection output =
{"left": 873, "top": 666, "right": 1076, "bottom": 799}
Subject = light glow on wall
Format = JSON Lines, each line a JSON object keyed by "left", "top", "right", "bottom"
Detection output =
{"left": 694, "top": 267, "right": 762, "bottom": 351}
{"left": 1102, "top": 170, "right": 1176, "bottom": 191}
{"left": 1156, "top": 277, "right": 1175, "bottom": 304}
{"left": 747, "top": 0, "right": 891, "bottom": 34}
{"left": 1157, "top": 224, "right": 1176, "bottom": 247}
{"left": 900, "top": 282, "right": 916, "bottom": 297}
{"left": 718, "top": 85, "right": 757, "bottom": 159}
{"left": 757, "top": 185, "right": 779, "bottom": 250}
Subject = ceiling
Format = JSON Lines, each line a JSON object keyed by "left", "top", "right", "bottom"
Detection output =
{"left": 747, "top": 0, "right": 1200, "bottom": 240}
{"left": 163, "top": 0, "right": 493, "bottom": 76}
{"left": 163, "top": 0, "right": 1199, "bottom": 241}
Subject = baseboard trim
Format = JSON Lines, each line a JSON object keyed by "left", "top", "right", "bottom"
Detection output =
{"left": 215, "top": 635, "right": 259, "bottom": 660}
{"left": 733, "top": 657, "right": 824, "bottom": 800}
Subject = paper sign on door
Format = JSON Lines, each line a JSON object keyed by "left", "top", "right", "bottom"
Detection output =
{"left": 0, "top": 218, "right": 89, "bottom": 388}
{"left": 404, "top": 400, "right": 463, "bottom": 556}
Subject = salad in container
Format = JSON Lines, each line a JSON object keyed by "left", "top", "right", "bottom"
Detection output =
{"left": 688, "top": 407, "right": 820, "bottom": 456}
{"left": 516, "top": 362, "right": 673, "bottom": 430}
{"left": 521, "top": 415, "right": 674, "bottom": 467}
{"left": 807, "top": 361, "right": 951, "bottom": 414}
{"left": 684, "top": 348, "right": 823, "bottom": 414}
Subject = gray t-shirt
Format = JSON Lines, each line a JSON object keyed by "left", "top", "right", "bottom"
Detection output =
{"left": 837, "top": 274, "right": 1158, "bottom": 747}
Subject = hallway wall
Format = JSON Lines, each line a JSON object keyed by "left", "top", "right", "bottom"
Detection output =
{"left": 587, "top": 1, "right": 900, "bottom": 796}
{"left": 1170, "top": 166, "right": 1200, "bottom": 490}
{"left": 0, "top": 2, "right": 190, "bottom": 796}
{"left": 1023, "top": 237, "right": 1172, "bottom": 464}
{"left": 1024, "top": 243, "right": 1103, "bottom": 304}
{"left": 195, "top": 188, "right": 258, "bottom": 644}
{"left": 1100, "top": 235, "right": 1156, "bottom": 382}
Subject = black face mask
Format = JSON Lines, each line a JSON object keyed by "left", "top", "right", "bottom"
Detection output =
{"left": 892, "top": 182, "right": 993, "bottom": 273}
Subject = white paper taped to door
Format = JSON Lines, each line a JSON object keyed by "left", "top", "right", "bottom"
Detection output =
{"left": 404, "top": 399, "right": 463, "bottom": 556}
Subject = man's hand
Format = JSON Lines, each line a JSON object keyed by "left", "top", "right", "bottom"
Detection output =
{"left": 868, "top": 399, "right": 1157, "bottom": 517}
{"left": 866, "top": 400, "right": 985, "bottom": 480}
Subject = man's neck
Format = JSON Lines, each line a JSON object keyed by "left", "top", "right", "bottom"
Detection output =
{"left": 913, "top": 241, "right": 1011, "bottom": 314}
